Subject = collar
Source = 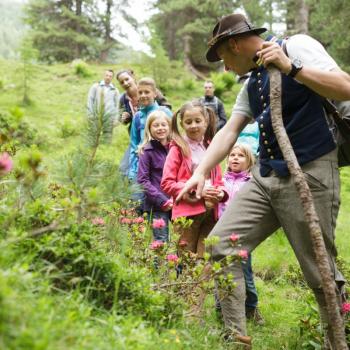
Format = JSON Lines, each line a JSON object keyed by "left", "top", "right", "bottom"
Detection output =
{"left": 140, "top": 101, "right": 159, "bottom": 114}
{"left": 99, "top": 80, "right": 115, "bottom": 89}
{"left": 224, "top": 170, "right": 251, "bottom": 181}
{"left": 184, "top": 134, "right": 205, "bottom": 147}
{"left": 204, "top": 95, "right": 215, "bottom": 102}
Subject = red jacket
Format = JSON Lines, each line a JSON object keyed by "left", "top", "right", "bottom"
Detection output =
{"left": 161, "top": 141, "right": 227, "bottom": 220}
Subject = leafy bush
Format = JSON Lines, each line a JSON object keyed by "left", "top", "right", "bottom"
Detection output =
{"left": 72, "top": 59, "right": 91, "bottom": 78}
{"left": 58, "top": 118, "right": 79, "bottom": 138}
{"left": 0, "top": 108, "right": 42, "bottom": 153}
{"left": 209, "top": 71, "right": 237, "bottom": 100}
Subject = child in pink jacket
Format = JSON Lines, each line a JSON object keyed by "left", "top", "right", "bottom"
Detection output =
{"left": 161, "top": 99, "right": 227, "bottom": 258}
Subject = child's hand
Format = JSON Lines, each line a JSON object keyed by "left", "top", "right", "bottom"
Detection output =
{"left": 202, "top": 186, "right": 222, "bottom": 203}
{"left": 161, "top": 199, "right": 173, "bottom": 212}
{"left": 182, "top": 192, "right": 200, "bottom": 204}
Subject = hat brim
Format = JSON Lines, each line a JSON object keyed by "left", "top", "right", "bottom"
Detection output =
{"left": 206, "top": 27, "right": 267, "bottom": 63}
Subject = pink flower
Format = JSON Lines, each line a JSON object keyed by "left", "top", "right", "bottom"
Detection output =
{"left": 133, "top": 217, "right": 144, "bottom": 224}
{"left": 150, "top": 240, "right": 165, "bottom": 250}
{"left": 341, "top": 302, "right": 350, "bottom": 314}
{"left": 120, "top": 217, "right": 132, "bottom": 225}
{"left": 238, "top": 250, "right": 249, "bottom": 260}
{"left": 138, "top": 225, "right": 146, "bottom": 233}
{"left": 92, "top": 217, "right": 105, "bottom": 226}
{"left": 229, "top": 233, "right": 239, "bottom": 243}
{"left": 178, "top": 240, "right": 188, "bottom": 248}
{"left": 166, "top": 254, "right": 179, "bottom": 263}
{"left": 0, "top": 152, "right": 13, "bottom": 174}
{"left": 152, "top": 218, "right": 166, "bottom": 229}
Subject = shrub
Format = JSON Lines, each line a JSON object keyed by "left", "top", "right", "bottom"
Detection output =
{"left": 72, "top": 59, "right": 91, "bottom": 78}
{"left": 58, "top": 118, "right": 79, "bottom": 138}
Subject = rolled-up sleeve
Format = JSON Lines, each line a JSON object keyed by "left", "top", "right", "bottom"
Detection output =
{"left": 231, "top": 79, "right": 253, "bottom": 120}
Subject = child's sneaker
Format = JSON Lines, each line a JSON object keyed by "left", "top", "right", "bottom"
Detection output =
{"left": 246, "top": 307, "right": 265, "bottom": 326}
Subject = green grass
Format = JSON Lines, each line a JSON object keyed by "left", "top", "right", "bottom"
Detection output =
{"left": 0, "top": 57, "right": 349, "bottom": 349}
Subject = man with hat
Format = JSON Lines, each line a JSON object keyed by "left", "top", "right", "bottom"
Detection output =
{"left": 177, "top": 13, "right": 350, "bottom": 348}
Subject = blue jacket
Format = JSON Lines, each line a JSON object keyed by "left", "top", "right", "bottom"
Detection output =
{"left": 128, "top": 102, "right": 172, "bottom": 180}
{"left": 137, "top": 140, "right": 170, "bottom": 211}
{"left": 237, "top": 122, "right": 260, "bottom": 156}
{"left": 247, "top": 37, "right": 335, "bottom": 177}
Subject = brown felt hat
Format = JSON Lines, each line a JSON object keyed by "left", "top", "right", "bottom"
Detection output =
{"left": 206, "top": 13, "right": 267, "bottom": 62}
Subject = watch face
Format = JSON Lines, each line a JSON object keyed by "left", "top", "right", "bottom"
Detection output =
{"left": 292, "top": 58, "right": 303, "bottom": 69}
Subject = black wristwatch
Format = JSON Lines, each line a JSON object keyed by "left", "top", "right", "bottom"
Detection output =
{"left": 288, "top": 58, "right": 303, "bottom": 78}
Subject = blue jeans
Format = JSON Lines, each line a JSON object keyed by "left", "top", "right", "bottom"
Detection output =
{"left": 148, "top": 210, "right": 170, "bottom": 242}
{"left": 214, "top": 253, "right": 258, "bottom": 310}
{"left": 242, "top": 254, "right": 258, "bottom": 309}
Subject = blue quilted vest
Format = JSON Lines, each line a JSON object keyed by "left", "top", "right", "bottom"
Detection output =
{"left": 247, "top": 37, "right": 336, "bottom": 176}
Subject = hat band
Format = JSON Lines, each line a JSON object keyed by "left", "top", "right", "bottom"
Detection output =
{"left": 208, "top": 21, "right": 255, "bottom": 47}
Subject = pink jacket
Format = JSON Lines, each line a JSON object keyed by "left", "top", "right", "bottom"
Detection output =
{"left": 161, "top": 141, "right": 227, "bottom": 220}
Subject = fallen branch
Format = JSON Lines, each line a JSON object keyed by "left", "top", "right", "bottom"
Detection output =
{"left": 268, "top": 66, "right": 347, "bottom": 350}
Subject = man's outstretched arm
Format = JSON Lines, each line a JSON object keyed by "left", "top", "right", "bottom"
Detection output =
{"left": 176, "top": 113, "right": 249, "bottom": 202}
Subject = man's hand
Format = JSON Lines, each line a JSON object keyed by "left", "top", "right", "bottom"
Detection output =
{"left": 256, "top": 41, "right": 292, "bottom": 75}
{"left": 176, "top": 173, "right": 206, "bottom": 204}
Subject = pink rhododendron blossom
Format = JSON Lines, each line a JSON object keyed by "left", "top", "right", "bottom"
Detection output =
{"left": 229, "top": 233, "right": 239, "bottom": 243}
{"left": 238, "top": 250, "right": 248, "bottom": 260}
{"left": 133, "top": 217, "right": 144, "bottom": 224}
{"left": 152, "top": 218, "right": 166, "bottom": 229}
{"left": 341, "top": 302, "right": 350, "bottom": 314}
{"left": 92, "top": 217, "right": 105, "bottom": 225}
{"left": 150, "top": 240, "right": 165, "bottom": 250}
{"left": 0, "top": 152, "right": 13, "bottom": 174}
{"left": 166, "top": 254, "right": 179, "bottom": 263}
{"left": 179, "top": 240, "right": 188, "bottom": 247}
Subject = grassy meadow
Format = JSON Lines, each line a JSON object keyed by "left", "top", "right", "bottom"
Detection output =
{"left": 0, "top": 58, "right": 349, "bottom": 350}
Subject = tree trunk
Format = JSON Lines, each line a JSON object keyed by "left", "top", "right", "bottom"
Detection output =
{"left": 183, "top": 35, "right": 207, "bottom": 80}
{"left": 74, "top": 0, "right": 83, "bottom": 58}
{"left": 100, "top": 0, "right": 114, "bottom": 62}
{"left": 295, "top": 0, "right": 309, "bottom": 34}
{"left": 268, "top": 66, "right": 347, "bottom": 350}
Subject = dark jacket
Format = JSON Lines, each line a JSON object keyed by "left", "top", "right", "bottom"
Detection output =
{"left": 137, "top": 139, "right": 170, "bottom": 211}
{"left": 201, "top": 95, "right": 227, "bottom": 131}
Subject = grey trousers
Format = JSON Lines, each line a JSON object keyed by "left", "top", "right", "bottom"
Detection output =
{"left": 209, "top": 149, "right": 345, "bottom": 335}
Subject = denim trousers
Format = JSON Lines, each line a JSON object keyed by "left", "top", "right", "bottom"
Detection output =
{"left": 148, "top": 210, "right": 171, "bottom": 242}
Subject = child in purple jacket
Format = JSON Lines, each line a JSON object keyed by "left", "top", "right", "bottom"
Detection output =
{"left": 137, "top": 110, "right": 173, "bottom": 242}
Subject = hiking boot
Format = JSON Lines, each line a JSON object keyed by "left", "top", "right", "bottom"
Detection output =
{"left": 246, "top": 307, "right": 265, "bottom": 326}
{"left": 223, "top": 332, "right": 252, "bottom": 349}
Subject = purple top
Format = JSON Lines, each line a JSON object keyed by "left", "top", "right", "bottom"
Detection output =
{"left": 137, "top": 139, "right": 170, "bottom": 211}
{"left": 218, "top": 170, "right": 251, "bottom": 217}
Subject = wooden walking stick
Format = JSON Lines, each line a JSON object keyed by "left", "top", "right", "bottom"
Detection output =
{"left": 268, "top": 66, "right": 347, "bottom": 350}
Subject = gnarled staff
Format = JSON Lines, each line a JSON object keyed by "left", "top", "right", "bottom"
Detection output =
{"left": 268, "top": 66, "right": 347, "bottom": 350}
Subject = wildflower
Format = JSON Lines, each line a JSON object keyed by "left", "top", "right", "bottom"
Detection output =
{"left": 120, "top": 217, "right": 132, "bottom": 225}
{"left": 229, "top": 233, "right": 239, "bottom": 243}
{"left": 92, "top": 217, "right": 105, "bottom": 226}
{"left": 152, "top": 218, "right": 166, "bottom": 229}
{"left": 166, "top": 254, "right": 179, "bottom": 263}
{"left": 138, "top": 225, "right": 146, "bottom": 233}
{"left": 238, "top": 249, "right": 248, "bottom": 260}
{"left": 0, "top": 152, "right": 13, "bottom": 174}
{"left": 341, "top": 302, "right": 350, "bottom": 314}
{"left": 133, "top": 217, "right": 144, "bottom": 224}
{"left": 150, "top": 240, "right": 165, "bottom": 250}
{"left": 178, "top": 239, "right": 188, "bottom": 247}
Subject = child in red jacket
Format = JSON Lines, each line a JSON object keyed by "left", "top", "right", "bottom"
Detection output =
{"left": 161, "top": 99, "right": 227, "bottom": 258}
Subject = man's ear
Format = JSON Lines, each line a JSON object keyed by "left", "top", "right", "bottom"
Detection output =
{"left": 227, "top": 38, "right": 239, "bottom": 54}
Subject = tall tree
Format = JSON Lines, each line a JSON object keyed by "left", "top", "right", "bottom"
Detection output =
{"left": 24, "top": 0, "right": 100, "bottom": 62}
{"left": 309, "top": 0, "right": 350, "bottom": 69}
{"left": 150, "top": 0, "right": 239, "bottom": 77}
